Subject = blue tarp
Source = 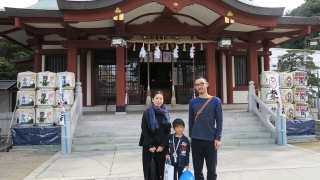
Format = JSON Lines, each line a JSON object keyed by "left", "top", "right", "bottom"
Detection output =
{"left": 11, "top": 126, "right": 61, "bottom": 146}
{"left": 271, "top": 119, "right": 315, "bottom": 136}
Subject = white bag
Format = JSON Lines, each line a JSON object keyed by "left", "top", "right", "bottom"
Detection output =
{"left": 163, "top": 159, "right": 174, "bottom": 180}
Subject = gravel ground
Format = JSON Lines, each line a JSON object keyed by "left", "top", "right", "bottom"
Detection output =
{"left": 0, "top": 152, "right": 55, "bottom": 180}
{"left": 290, "top": 141, "right": 320, "bottom": 153}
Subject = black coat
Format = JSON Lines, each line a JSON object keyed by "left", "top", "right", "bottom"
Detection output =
{"left": 139, "top": 109, "right": 171, "bottom": 148}
{"left": 139, "top": 108, "right": 171, "bottom": 180}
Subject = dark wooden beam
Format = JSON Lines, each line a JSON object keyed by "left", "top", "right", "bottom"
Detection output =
{"left": 14, "top": 17, "right": 34, "bottom": 31}
{"left": 207, "top": 16, "right": 232, "bottom": 37}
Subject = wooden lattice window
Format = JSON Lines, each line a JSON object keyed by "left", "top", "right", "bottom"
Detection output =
{"left": 98, "top": 63, "right": 116, "bottom": 94}
{"left": 45, "top": 55, "right": 67, "bottom": 72}
{"left": 234, "top": 56, "right": 248, "bottom": 87}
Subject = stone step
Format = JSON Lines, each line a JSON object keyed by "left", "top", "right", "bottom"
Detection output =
{"left": 75, "top": 124, "right": 267, "bottom": 137}
{"left": 72, "top": 138, "right": 277, "bottom": 152}
{"left": 72, "top": 143, "right": 142, "bottom": 152}
{"left": 79, "top": 111, "right": 256, "bottom": 120}
{"left": 9, "top": 145, "right": 61, "bottom": 152}
{"left": 77, "top": 120, "right": 262, "bottom": 129}
{"left": 77, "top": 117, "right": 259, "bottom": 126}
{"left": 73, "top": 131, "right": 272, "bottom": 145}
{"left": 222, "top": 132, "right": 272, "bottom": 139}
{"left": 73, "top": 136, "right": 139, "bottom": 145}
{"left": 221, "top": 138, "right": 277, "bottom": 146}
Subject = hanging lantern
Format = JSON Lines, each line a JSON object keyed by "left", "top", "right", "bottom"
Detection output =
{"left": 218, "top": 36, "right": 232, "bottom": 47}
{"left": 108, "top": 35, "right": 128, "bottom": 47}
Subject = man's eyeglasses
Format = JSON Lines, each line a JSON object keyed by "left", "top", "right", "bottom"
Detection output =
{"left": 194, "top": 82, "right": 206, "bottom": 87}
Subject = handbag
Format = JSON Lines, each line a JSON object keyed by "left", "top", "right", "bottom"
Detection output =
{"left": 194, "top": 96, "right": 214, "bottom": 122}
{"left": 163, "top": 159, "right": 174, "bottom": 180}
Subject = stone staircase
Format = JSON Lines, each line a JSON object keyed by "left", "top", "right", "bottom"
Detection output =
{"left": 71, "top": 110, "right": 276, "bottom": 152}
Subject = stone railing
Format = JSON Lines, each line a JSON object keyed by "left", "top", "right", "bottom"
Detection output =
{"left": 248, "top": 81, "right": 287, "bottom": 145}
{"left": 61, "top": 82, "right": 83, "bottom": 154}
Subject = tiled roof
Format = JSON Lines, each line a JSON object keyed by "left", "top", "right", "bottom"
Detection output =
{"left": 222, "top": 0, "right": 284, "bottom": 16}
{"left": 57, "top": 0, "right": 123, "bottom": 10}
{"left": 0, "top": 80, "right": 17, "bottom": 91}
{"left": 277, "top": 16, "right": 320, "bottom": 25}
{"left": 3, "top": 0, "right": 61, "bottom": 18}
{"left": 25, "top": 0, "right": 59, "bottom": 10}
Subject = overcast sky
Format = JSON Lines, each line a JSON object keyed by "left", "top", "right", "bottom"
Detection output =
{"left": 253, "top": 0, "right": 305, "bottom": 12}
{"left": 0, "top": 0, "right": 305, "bottom": 12}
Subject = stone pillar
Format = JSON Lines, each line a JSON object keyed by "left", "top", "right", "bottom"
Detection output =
{"left": 226, "top": 53, "right": 233, "bottom": 104}
{"left": 116, "top": 47, "right": 126, "bottom": 113}
{"left": 61, "top": 106, "right": 72, "bottom": 154}
{"left": 75, "top": 82, "right": 83, "bottom": 116}
{"left": 248, "top": 81, "right": 254, "bottom": 112}
{"left": 206, "top": 43, "right": 216, "bottom": 96}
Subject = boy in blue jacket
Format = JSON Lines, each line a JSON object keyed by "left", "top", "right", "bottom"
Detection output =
{"left": 166, "top": 118, "right": 190, "bottom": 180}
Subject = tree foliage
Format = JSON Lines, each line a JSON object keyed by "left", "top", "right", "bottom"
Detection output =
{"left": 276, "top": 49, "right": 320, "bottom": 97}
{"left": 0, "top": 38, "right": 33, "bottom": 80}
{"left": 281, "top": 0, "right": 320, "bottom": 49}
{"left": 0, "top": 59, "right": 20, "bottom": 80}
{"left": 276, "top": 49, "right": 318, "bottom": 72}
{"left": 0, "top": 38, "right": 32, "bottom": 61}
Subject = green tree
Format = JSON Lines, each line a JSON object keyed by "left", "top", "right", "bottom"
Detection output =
{"left": 277, "top": 49, "right": 318, "bottom": 72}
{"left": 0, "top": 59, "right": 20, "bottom": 80}
{"left": 0, "top": 38, "right": 33, "bottom": 80}
{"left": 276, "top": 49, "right": 320, "bottom": 98}
{"left": 0, "top": 38, "right": 32, "bottom": 61}
{"left": 281, "top": 0, "right": 320, "bottom": 49}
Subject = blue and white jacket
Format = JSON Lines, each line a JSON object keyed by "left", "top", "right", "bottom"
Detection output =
{"left": 166, "top": 133, "right": 190, "bottom": 167}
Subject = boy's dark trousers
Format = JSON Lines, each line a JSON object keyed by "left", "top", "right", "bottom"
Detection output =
{"left": 192, "top": 138, "right": 217, "bottom": 180}
{"left": 173, "top": 165, "right": 185, "bottom": 180}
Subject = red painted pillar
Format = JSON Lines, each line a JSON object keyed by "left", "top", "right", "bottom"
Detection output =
{"left": 247, "top": 45, "right": 259, "bottom": 89}
{"left": 226, "top": 54, "right": 233, "bottom": 104}
{"left": 206, "top": 43, "right": 216, "bottom": 96}
{"left": 116, "top": 47, "right": 125, "bottom": 112}
{"left": 67, "top": 42, "right": 77, "bottom": 80}
{"left": 263, "top": 47, "right": 270, "bottom": 71}
{"left": 80, "top": 50, "right": 87, "bottom": 106}
{"left": 34, "top": 45, "right": 42, "bottom": 73}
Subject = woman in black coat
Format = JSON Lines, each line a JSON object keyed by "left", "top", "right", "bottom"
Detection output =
{"left": 139, "top": 90, "right": 171, "bottom": 180}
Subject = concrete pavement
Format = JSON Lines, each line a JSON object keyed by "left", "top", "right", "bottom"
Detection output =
{"left": 23, "top": 144, "right": 320, "bottom": 180}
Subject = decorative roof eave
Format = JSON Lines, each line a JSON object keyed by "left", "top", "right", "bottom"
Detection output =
{"left": 3, "top": 8, "right": 62, "bottom": 18}
{"left": 58, "top": 0, "right": 284, "bottom": 17}
{"left": 277, "top": 16, "right": 320, "bottom": 25}
{"left": 57, "top": 0, "right": 124, "bottom": 10}
{"left": 222, "top": 0, "right": 284, "bottom": 16}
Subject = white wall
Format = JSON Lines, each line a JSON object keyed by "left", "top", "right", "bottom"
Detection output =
{"left": 233, "top": 91, "right": 248, "bottom": 103}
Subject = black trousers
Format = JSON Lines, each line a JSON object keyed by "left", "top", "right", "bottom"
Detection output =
{"left": 173, "top": 165, "right": 185, "bottom": 180}
{"left": 192, "top": 138, "right": 217, "bottom": 180}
